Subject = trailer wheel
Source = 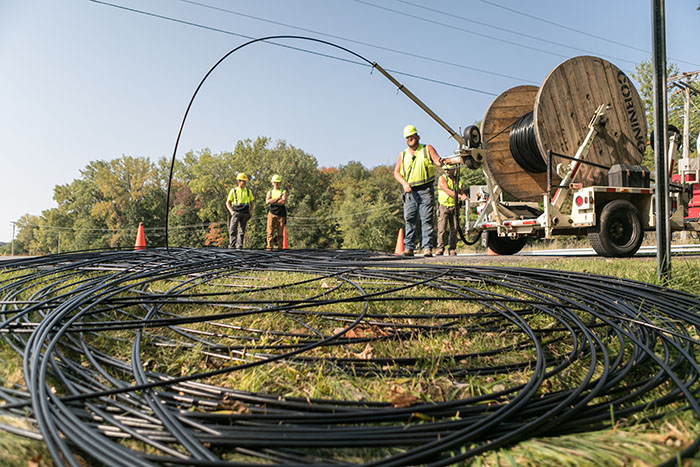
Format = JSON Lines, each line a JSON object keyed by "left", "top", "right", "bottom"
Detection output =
{"left": 588, "top": 199, "right": 643, "bottom": 257}
{"left": 486, "top": 231, "right": 527, "bottom": 255}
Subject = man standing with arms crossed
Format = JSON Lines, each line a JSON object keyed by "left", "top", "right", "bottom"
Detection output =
{"left": 393, "top": 124, "right": 444, "bottom": 257}
{"left": 226, "top": 173, "right": 254, "bottom": 249}
{"left": 265, "top": 174, "right": 287, "bottom": 250}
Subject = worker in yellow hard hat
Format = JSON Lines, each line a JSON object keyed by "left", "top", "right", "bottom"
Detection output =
{"left": 265, "top": 174, "right": 287, "bottom": 250}
{"left": 393, "top": 124, "right": 444, "bottom": 257}
{"left": 226, "top": 172, "right": 254, "bottom": 248}
{"left": 436, "top": 164, "right": 467, "bottom": 256}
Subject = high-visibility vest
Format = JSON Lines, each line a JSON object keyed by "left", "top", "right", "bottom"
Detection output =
{"left": 400, "top": 144, "right": 434, "bottom": 187}
{"left": 227, "top": 186, "right": 253, "bottom": 212}
{"left": 267, "top": 189, "right": 287, "bottom": 217}
{"left": 438, "top": 174, "right": 457, "bottom": 207}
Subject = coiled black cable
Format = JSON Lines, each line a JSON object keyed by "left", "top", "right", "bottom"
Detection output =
{"left": 1, "top": 249, "right": 700, "bottom": 466}
{"left": 509, "top": 111, "right": 547, "bottom": 173}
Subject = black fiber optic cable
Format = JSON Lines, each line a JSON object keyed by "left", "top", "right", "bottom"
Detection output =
{"left": 1, "top": 249, "right": 700, "bottom": 465}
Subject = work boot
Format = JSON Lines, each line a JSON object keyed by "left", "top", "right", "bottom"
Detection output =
{"left": 422, "top": 248, "right": 433, "bottom": 257}
{"left": 402, "top": 250, "right": 414, "bottom": 257}
{"left": 448, "top": 249, "right": 457, "bottom": 256}
{"left": 435, "top": 248, "right": 445, "bottom": 255}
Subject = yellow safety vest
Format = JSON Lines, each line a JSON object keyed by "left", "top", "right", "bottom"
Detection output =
{"left": 438, "top": 174, "right": 457, "bottom": 207}
{"left": 400, "top": 144, "right": 434, "bottom": 187}
{"left": 227, "top": 187, "right": 253, "bottom": 212}
{"left": 267, "top": 189, "right": 287, "bottom": 217}
{"left": 267, "top": 189, "right": 285, "bottom": 200}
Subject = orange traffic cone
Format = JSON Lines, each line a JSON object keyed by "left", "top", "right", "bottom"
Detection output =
{"left": 134, "top": 223, "right": 146, "bottom": 250}
{"left": 282, "top": 226, "right": 289, "bottom": 250}
{"left": 394, "top": 228, "right": 404, "bottom": 255}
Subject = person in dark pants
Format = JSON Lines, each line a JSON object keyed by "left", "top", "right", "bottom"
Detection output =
{"left": 393, "top": 124, "right": 444, "bottom": 257}
{"left": 226, "top": 172, "right": 254, "bottom": 249}
{"left": 436, "top": 164, "right": 467, "bottom": 256}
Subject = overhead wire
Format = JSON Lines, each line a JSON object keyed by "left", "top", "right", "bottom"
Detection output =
{"left": 88, "top": 0, "right": 499, "bottom": 96}
{"left": 479, "top": 0, "right": 700, "bottom": 69}
{"left": 353, "top": 0, "right": 575, "bottom": 62}
{"left": 176, "top": 0, "right": 538, "bottom": 84}
{"left": 392, "top": 0, "right": 641, "bottom": 67}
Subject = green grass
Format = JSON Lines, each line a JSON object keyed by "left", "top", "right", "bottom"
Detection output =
{"left": 1, "top": 257, "right": 700, "bottom": 465}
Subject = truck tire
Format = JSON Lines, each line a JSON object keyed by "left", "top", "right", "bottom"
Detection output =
{"left": 588, "top": 199, "right": 643, "bottom": 257}
{"left": 486, "top": 231, "right": 527, "bottom": 255}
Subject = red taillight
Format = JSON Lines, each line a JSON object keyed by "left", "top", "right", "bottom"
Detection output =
{"left": 575, "top": 195, "right": 584, "bottom": 206}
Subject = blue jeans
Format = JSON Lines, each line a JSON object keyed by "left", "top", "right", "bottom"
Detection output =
{"left": 403, "top": 185, "right": 434, "bottom": 251}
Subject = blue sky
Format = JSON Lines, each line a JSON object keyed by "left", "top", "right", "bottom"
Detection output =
{"left": 1, "top": 0, "right": 699, "bottom": 243}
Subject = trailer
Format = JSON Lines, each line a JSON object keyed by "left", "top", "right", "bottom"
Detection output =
{"left": 459, "top": 115, "right": 700, "bottom": 257}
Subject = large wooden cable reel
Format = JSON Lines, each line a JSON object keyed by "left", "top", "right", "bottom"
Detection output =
{"left": 481, "top": 56, "right": 647, "bottom": 201}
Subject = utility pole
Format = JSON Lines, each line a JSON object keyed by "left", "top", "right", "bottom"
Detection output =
{"left": 651, "top": 0, "right": 671, "bottom": 282}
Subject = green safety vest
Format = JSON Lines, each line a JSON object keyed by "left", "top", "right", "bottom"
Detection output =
{"left": 400, "top": 144, "right": 434, "bottom": 187}
{"left": 438, "top": 174, "right": 457, "bottom": 207}
{"left": 227, "top": 186, "right": 253, "bottom": 212}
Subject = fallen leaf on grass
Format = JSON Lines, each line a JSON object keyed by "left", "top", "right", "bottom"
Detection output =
{"left": 388, "top": 384, "right": 418, "bottom": 408}
{"left": 357, "top": 343, "right": 374, "bottom": 360}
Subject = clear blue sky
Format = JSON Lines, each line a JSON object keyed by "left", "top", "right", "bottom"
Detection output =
{"left": 1, "top": 0, "right": 699, "bottom": 243}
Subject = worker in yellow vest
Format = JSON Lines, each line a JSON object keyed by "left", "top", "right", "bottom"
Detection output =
{"left": 393, "top": 124, "right": 444, "bottom": 257}
{"left": 226, "top": 172, "right": 254, "bottom": 248}
{"left": 265, "top": 174, "right": 287, "bottom": 250}
{"left": 436, "top": 164, "right": 467, "bottom": 256}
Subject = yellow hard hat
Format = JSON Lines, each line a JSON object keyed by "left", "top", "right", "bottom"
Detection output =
{"left": 403, "top": 124, "right": 418, "bottom": 138}
{"left": 236, "top": 172, "right": 248, "bottom": 181}
{"left": 271, "top": 174, "right": 282, "bottom": 183}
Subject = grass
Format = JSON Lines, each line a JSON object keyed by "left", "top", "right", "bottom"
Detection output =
{"left": 1, "top": 256, "right": 700, "bottom": 465}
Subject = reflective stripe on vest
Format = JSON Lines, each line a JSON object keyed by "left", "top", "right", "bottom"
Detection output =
{"left": 437, "top": 174, "right": 456, "bottom": 207}
{"left": 227, "top": 187, "right": 253, "bottom": 210}
{"left": 400, "top": 144, "right": 434, "bottom": 186}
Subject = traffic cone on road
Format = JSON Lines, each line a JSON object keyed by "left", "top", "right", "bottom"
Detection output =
{"left": 282, "top": 226, "right": 289, "bottom": 250}
{"left": 134, "top": 223, "right": 146, "bottom": 250}
{"left": 394, "top": 228, "right": 404, "bottom": 255}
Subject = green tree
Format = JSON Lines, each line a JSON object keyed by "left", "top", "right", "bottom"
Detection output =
{"left": 333, "top": 163, "right": 403, "bottom": 251}
{"left": 176, "top": 138, "right": 333, "bottom": 249}
{"left": 633, "top": 60, "right": 699, "bottom": 169}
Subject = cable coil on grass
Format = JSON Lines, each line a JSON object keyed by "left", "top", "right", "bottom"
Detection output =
{"left": 1, "top": 248, "right": 700, "bottom": 466}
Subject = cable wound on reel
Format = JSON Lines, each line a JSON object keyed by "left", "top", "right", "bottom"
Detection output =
{"left": 509, "top": 111, "right": 546, "bottom": 173}
{"left": 482, "top": 56, "right": 646, "bottom": 201}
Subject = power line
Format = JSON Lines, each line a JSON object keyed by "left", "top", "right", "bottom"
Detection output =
{"left": 479, "top": 0, "right": 700, "bottom": 69}
{"left": 177, "top": 0, "right": 538, "bottom": 84}
{"left": 352, "top": 0, "right": 575, "bottom": 61}
{"left": 393, "top": 0, "right": 641, "bottom": 66}
{"left": 88, "top": 0, "right": 498, "bottom": 96}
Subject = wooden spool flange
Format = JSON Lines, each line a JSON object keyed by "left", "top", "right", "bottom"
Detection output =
{"left": 482, "top": 85, "right": 541, "bottom": 200}
{"left": 482, "top": 56, "right": 647, "bottom": 201}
